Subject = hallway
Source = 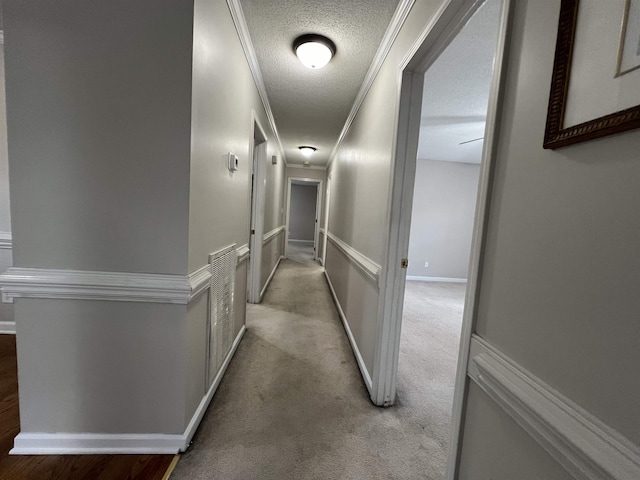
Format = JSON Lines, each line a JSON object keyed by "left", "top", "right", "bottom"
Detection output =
{"left": 171, "top": 255, "right": 447, "bottom": 479}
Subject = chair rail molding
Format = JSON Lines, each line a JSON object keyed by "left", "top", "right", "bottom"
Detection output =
{"left": 262, "top": 225, "right": 285, "bottom": 245}
{"left": 468, "top": 335, "right": 640, "bottom": 480}
{"left": 0, "top": 266, "right": 217, "bottom": 305}
{"left": 326, "top": 231, "right": 381, "bottom": 286}
{"left": 236, "top": 244, "right": 250, "bottom": 265}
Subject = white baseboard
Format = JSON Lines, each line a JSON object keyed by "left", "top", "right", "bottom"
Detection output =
{"left": 323, "top": 270, "right": 373, "bottom": 395}
{"left": 288, "top": 239, "right": 314, "bottom": 244}
{"left": 0, "top": 321, "right": 16, "bottom": 334}
{"left": 11, "top": 325, "right": 247, "bottom": 455}
{"left": 182, "top": 324, "right": 246, "bottom": 450}
{"left": 260, "top": 255, "right": 283, "bottom": 300}
{"left": 406, "top": 275, "right": 467, "bottom": 283}
{"left": 468, "top": 335, "right": 640, "bottom": 480}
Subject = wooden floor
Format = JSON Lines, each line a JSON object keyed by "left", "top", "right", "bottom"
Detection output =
{"left": 0, "top": 334, "right": 177, "bottom": 480}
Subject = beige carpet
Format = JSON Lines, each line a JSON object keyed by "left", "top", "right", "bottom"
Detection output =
{"left": 170, "top": 246, "right": 464, "bottom": 479}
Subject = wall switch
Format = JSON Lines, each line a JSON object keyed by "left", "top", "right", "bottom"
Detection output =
{"left": 424, "top": 261, "right": 429, "bottom": 268}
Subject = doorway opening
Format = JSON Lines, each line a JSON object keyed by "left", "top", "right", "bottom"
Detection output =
{"left": 285, "top": 177, "right": 323, "bottom": 264}
{"left": 248, "top": 115, "right": 268, "bottom": 304}
{"left": 375, "top": 0, "right": 512, "bottom": 478}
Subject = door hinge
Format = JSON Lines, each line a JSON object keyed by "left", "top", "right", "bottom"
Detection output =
{"left": 401, "top": 258, "right": 409, "bottom": 269}
{"left": 251, "top": 229, "right": 255, "bottom": 235}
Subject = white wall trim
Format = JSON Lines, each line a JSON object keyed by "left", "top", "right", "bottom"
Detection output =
{"left": 226, "top": 0, "right": 287, "bottom": 164}
{"left": 326, "top": 231, "right": 381, "bottom": 286}
{"left": 182, "top": 324, "right": 246, "bottom": 449}
{"left": 260, "top": 255, "right": 283, "bottom": 300}
{"left": 188, "top": 265, "right": 212, "bottom": 302}
{"left": 0, "top": 266, "right": 217, "bottom": 305}
{"left": 236, "top": 244, "right": 250, "bottom": 265}
{"left": 288, "top": 239, "right": 314, "bottom": 244}
{"left": 327, "top": 0, "right": 416, "bottom": 167}
{"left": 0, "top": 31, "right": 4, "bottom": 46}
{"left": 0, "top": 321, "right": 16, "bottom": 334}
{"left": 262, "top": 225, "right": 285, "bottom": 245}
{"left": 11, "top": 433, "right": 186, "bottom": 455}
{"left": 405, "top": 275, "right": 467, "bottom": 283}
{"left": 468, "top": 335, "right": 640, "bottom": 480}
{"left": 11, "top": 325, "right": 247, "bottom": 455}
{"left": 0, "top": 232, "right": 12, "bottom": 249}
{"left": 287, "top": 164, "right": 326, "bottom": 171}
{"left": 324, "top": 270, "right": 373, "bottom": 394}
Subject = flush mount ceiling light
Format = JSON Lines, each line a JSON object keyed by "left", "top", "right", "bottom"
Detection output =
{"left": 298, "top": 146, "right": 317, "bottom": 157}
{"left": 293, "top": 34, "right": 336, "bottom": 69}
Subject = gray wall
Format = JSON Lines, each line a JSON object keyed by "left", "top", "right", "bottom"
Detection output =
{"left": 407, "top": 159, "right": 480, "bottom": 279}
{"left": 0, "top": 45, "right": 14, "bottom": 328}
{"left": 289, "top": 184, "right": 316, "bottom": 241}
{"left": 3, "top": 0, "right": 193, "bottom": 275}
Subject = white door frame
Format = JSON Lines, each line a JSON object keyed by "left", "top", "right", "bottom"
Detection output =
{"left": 373, "top": 0, "right": 513, "bottom": 478}
{"left": 248, "top": 112, "right": 268, "bottom": 304}
{"left": 284, "top": 177, "right": 323, "bottom": 261}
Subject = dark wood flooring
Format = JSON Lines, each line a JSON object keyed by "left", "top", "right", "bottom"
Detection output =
{"left": 0, "top": 334, "right": 177, "bottom": 480}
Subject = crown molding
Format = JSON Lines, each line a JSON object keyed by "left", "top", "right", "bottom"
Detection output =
{"left": 327, "top": 0, "right": 416, "bottom": 168}
{"left": 287, "top": 164, "right": 327, "bottom": 171}
{"left": 226, "top": 0, "right": 288, "bottom": 166}
{"left": 0, "top": 266, "right": 214, "bottom": 305}
{"left": 468, "top": 335, "right": 640, "bottom": 480}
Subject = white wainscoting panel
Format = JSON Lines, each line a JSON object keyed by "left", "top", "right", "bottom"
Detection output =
{"left": 12, "top": 325, "right": 247, "bottom": 454}
{"left": 326, "top": 231, "right": 381, "bottom": 286}
{"left": 468, "top": 335, "right": 640, "bottom": 480}
{"left": 324, "top": 270, "right": 373, "bottom": 395}
{"left": 262, "top": 225, "right": 285, "bottom": 245}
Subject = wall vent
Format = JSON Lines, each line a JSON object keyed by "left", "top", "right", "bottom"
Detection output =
{"left": 207, "top": 244, "right": 237, "bottom": 387}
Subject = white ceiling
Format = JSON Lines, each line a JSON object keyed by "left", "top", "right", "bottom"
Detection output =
{"left": 418, "top": 0, "right": 500, "bottom": 164}
{"left": 239, "top": 0, "right": 401, "bottom": 167}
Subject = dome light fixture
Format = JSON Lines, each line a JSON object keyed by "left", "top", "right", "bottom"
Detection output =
{"left": 293, "top": 34, "right": 336, "bottom": 69}
{"left": 299, "top": 146, "right": 317, "bottom": 157}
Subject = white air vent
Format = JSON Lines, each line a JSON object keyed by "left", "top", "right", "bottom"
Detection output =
{"left": 207, "top": 244, "right": 237, "bottom": 387}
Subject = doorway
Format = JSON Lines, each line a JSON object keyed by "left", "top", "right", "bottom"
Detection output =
{"left": 376, "top": 0, "right": 512, "bottom": 477}
{"left": 284, "top": 177, "right": 323, "bottom": 263}
{"left": 248, "top": 115, "right": 268, "bottom": 304}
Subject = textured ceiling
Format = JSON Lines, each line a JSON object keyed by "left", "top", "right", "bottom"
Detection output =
{"left": 418, "top": 0, "right": 500, "bottom": 164}
{"left": 239, "top": 0, "right": 401, "bottom": 167}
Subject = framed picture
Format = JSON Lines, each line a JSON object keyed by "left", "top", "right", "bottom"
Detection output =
{"left": 616, "top": 0, "right": 640, "bottom": 76}
{"left": 544, "top": 0, "right": 640, "bottom": 149}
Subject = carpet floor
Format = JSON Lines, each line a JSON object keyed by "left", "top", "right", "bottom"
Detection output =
{"left": 170, "top": 245, "right": 464, "bottom": 479}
